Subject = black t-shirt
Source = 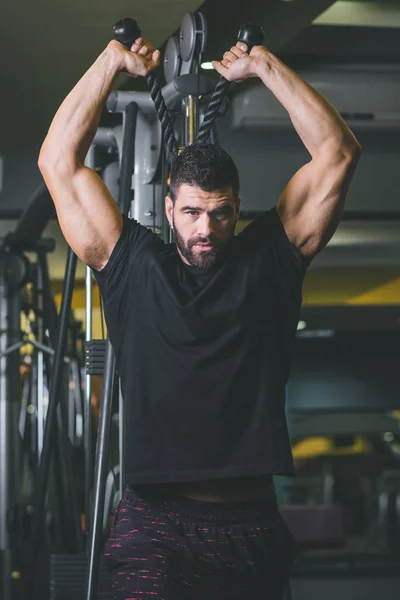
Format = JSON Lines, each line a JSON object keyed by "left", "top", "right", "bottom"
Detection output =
{"left": 94, "top": 209, "right": 308, "bottom": 484}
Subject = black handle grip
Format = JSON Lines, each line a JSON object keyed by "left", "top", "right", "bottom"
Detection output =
{"left": 237, "top": 24, "right": 265, "bottom": 52}
{"left": 113, "top": 17, "right": 142, "bottom": 48}
{"left": 196, "top": 24, "right": 264, "bottom": 144}
{"left": 112, "top": 18, "right": 179, "bottom": 159}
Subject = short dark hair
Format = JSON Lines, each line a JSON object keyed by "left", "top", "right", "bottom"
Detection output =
{"left": 169, "top": 143, "right": 240, "bottom": 201}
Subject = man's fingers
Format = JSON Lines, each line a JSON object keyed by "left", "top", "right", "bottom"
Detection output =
{"left": 212, "top": 60, "right": 229, "bottom": 78}
{"left": 130, "top": 37, "right": 155, "bottom": 57}
{"left": 139, "top": 43, "right": 153, "bottom": 56}
{"left": 230, "top": 46, "right": 247, "bottom": 58}
{"left": 151, "top": 49, "right": 161, "bottom": 67}
{"left": 146, "top": 47, "right": 156, "bottom": 60}
{"left": 130, "top": 37, "right": 143, "bottom": 52}
{"left": 223, "top": 50, "right": 238, "bottom": 63}
{"left": 222, "top": 47, "right": 247, "bottom": 65}
{"left": 142, "top": 50, "right": 161, "bottom": 74}
{"left": 140, "top": 37, "right": 156, "bottom": 55}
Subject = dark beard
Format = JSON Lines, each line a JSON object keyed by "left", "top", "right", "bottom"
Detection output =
{"left": 172, "top": 221, "right": 233, "bottom": 271}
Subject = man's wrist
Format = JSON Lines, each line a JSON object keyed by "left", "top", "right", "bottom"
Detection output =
{"left": 104, "top": 41, "right": 126, "bottom": 74}
{"left": 254, "top": 50, "right": 275, "bottom": 80}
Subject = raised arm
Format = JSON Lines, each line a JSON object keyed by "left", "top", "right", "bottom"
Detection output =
{"left": 213, "top": 43, "right": 361, "bottom": 260}
{"left": 38, "top": 38, "right": 160, "bottom": 270}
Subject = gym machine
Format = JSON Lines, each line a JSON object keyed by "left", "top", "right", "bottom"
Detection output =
{"left": 0, "top": 11, "right": 264, "bottom": 600}
{"left": 0, "top": 184, "right": 87, "bottom": 600}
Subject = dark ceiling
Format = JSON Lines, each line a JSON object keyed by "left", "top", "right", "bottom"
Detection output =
{"left": 0, "top": 0, "right": 340, "bottom": 155}
{"left": 0, "top": 0, "right": 203, "bottom": 155}
{"left": 2, "top": 0, "right": 400, "bottom": 156}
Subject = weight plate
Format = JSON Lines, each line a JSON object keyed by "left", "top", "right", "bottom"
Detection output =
{"left": 5, "top": 254, "right": 29, "bottom": 291}
{"left": 195, "top": 12, "right": 207, "bottom": 56}
{"left": 164, "top": 36, "right": 181, "bottom": 84}
{"left": 179, "top": 12, "right": 196, "bottom": 62}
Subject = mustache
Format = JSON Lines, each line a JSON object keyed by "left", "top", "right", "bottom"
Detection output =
{"left": 188, "top": 237, "right": 218, "bottom": 248}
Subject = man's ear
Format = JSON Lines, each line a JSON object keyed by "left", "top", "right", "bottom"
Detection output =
{"left": 165, "top": 196, "right": 173, "bottom": 228}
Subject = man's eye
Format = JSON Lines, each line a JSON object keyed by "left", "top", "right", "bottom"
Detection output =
{"left": 186, "top": 211, "right": 198, "bottom": 216}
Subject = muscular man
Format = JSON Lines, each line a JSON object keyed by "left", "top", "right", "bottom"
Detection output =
{"left": 39, "top": 32, "right": 360, "bottom": 600}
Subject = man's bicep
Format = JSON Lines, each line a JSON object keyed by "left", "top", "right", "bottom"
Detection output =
{"left": 44, "top": 165, "right": 123, "bottom": 270}
{"left": 276, "top": 151, "right": 360, "bottom": 259}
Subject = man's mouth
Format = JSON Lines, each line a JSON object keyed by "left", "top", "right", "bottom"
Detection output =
{"left": 193, "top": 244, "right": 214, "bottom": 250}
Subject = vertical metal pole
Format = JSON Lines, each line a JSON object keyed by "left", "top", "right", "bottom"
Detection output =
{"left": 8, "top": 276, "right": 23, "bottom": 500}
{"left": 68, "top": 362, "right": 75, "bottom": 443}
{"left": 183, "top": 95, "right": 199, "bottom": 145}
{"left": 159, "top": 145, "right": 171, "bottom": 244}
{"left": 119, "top": 102, "right": 138, "bottom": 215}
{"left": 84, "top": 265, "right": 93, "bottom": 538}
{"left": 0, "top": 255, "right": 11, "bottom": 600}
{"left": 37, "top": 351, "right": 45, "bottom": 457}
{"left": 18, "top": 367, "right": 31, "bottom": 439}
{"left": 86, "top": 341, "right": 115, "bottom": 600}
{"left": 29, "top": 362, "right": 38, "bottom": 460}
{"left": 57, "top": 384, "right": 84, "bottom": 554}
{"left": 118, "top": 382, "right": 124, "bottom": 497}
{"left": 36, "top": 260, "right": 45, "bottom": 458}
{"left": 0, "top": 254, "right": 22, "bottom": 600}
{"left": 27, "top": 248, "right": 78, "bottom": 596}
{"left": 84, "top": 146, "right": 96, "bottom": 540}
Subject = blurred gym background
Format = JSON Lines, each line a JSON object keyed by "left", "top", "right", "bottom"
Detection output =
{"left": 0, "top": 1, "right": 399, "bottom": 599}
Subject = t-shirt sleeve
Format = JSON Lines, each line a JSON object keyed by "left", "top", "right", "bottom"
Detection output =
{"left": 93, "top": 214, "right": 157, "bottom": 305}
{"left": 236, "top": 207, "right": 311, "bottom": 280}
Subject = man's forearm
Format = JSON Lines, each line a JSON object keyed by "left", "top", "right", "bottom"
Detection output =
{"left": 256, "top": 53, "right": 360, "bottom": 158}
{"left": 40, "top": 45, "right": 123, "bottom": 168}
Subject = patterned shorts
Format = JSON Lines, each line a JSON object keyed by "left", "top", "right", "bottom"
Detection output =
{"left": 104, "top": 486, "right": 296, "bottom": 600}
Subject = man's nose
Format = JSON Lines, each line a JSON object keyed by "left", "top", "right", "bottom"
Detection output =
{"left": 197, "top": 214, "right": 213, "bottom": 238}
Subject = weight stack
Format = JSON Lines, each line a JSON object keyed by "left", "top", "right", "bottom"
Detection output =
{"left": 85, "top": 340, "right": 107, "bottom": 376}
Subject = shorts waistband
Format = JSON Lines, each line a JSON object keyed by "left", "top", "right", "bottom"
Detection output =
{"left": 123, "top": 484, "right": 279, "bottom": 524}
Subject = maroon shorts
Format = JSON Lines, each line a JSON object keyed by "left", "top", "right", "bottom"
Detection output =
{"left": 104, "top": 485, "right": 296, "bottom": 600}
